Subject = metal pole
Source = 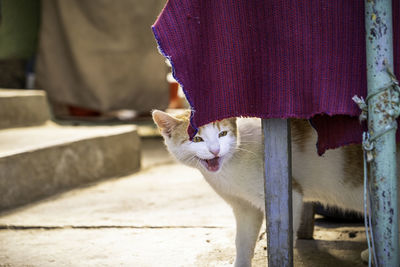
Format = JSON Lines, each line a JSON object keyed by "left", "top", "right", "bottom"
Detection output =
{"left": 364, "top": 0, "right": 399, "bottom": 265}
{"left": 263, "top": 118, "right": 293, "bottom": 267}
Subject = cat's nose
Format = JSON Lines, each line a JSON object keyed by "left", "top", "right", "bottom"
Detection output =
{"left": 210, "top": 148, "right": 220, "bottom": 157}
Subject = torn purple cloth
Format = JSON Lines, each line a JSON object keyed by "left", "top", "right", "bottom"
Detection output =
{"left": 152, "top": 0, "right": 400, "bottom": 155}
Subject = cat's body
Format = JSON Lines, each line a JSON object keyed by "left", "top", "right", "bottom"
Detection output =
{"left": 198, "top": 117, "right": 365, "bottom": 213}
{"left": 152, "top": 110, "right": 395, "bottom": 267}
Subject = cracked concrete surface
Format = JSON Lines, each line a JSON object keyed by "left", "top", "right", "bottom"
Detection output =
{"left": 0, "top": 138, "right": 367, "bottom": 266}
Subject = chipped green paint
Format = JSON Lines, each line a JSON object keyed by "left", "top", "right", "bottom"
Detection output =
{"left": 365, "top": 0, "right": 399, "bottom": 265}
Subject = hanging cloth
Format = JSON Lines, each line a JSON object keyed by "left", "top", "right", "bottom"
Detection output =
{"left": 153, "top": 0, "right": 400, "bottom": 154}
{"left": 36, "top": 0, "right": 168, "bottom": 113}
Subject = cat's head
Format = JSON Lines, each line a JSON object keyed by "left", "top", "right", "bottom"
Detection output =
{"left": 152, "top": 110, "right": 237, "bottom": 173}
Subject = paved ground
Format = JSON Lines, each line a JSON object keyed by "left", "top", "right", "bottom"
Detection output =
{"left": 0, "top": 138, "right": 367, "bottom": 266}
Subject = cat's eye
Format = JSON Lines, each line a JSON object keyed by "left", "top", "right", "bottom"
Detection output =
{"left": 193, "top": 136, "right": 204, "bottom": 143}
{"left": 218, "top": 131, "right": 228, "bottom": 138}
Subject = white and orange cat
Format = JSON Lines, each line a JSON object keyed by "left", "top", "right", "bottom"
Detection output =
{"left": 152, "top": 109, "right": 397, "bottom": 267}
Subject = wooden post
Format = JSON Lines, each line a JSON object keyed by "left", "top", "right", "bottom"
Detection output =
{"left": 263, "top": 119, "right": 293, "bottom": 267}
{"left": 364, "top": 0, "right": 399, "bottom": 265}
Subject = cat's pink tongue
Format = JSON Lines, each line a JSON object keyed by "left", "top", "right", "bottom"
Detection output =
{"left": 206, "top": 157, "right": 220, "bottom": 172}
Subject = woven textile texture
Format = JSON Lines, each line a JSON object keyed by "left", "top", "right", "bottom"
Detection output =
{"left": 153, "top": 0, "right": 400, "bottom": 155}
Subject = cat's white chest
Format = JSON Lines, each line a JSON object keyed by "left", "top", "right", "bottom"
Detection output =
{"left": 201, "top": 156, "right": 265, "bottom": 211}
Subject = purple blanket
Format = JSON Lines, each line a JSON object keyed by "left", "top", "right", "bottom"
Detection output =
{"left": 153, "top": 0, "right": 400, "bottom": 154}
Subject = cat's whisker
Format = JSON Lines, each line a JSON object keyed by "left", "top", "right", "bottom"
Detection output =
{"left": 230, "top": 145, "right": 256, "bottom": 154}
{"left": 235, "top": 147, "right": 257, "bottom": 156}
{"left": 190, "top": 156, "right": 203, "bottom": 169}
{"left": 186, "top": 155, "right": 200, "bottom": 166}
{"left": 238, "top": 133, "right": 260, "bottom": 137}
{"left": 238, "top": 140, "right": 260, "bottom": 144}
{"left": 238, "top": 142, "right": 260, "bottom": 146}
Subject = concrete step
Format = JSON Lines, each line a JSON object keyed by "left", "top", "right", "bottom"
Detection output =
{"left": 0, "top": 89, "right": 51, "bottom": 129}
{"left": 0, "top": 122, "right": 140, "bottom": 210}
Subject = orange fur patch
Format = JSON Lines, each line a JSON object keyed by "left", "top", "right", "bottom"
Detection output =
{"left": 168, "top": 111, "right": 237, "bottom": 143}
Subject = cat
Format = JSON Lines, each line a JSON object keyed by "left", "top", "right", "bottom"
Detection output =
{"left": 152, "top": 109, "right": 398, "bottom": 267}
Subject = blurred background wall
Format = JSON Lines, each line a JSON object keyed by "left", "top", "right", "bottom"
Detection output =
{"left": 0, "top": 0, "right": 169, "bottom": 116}
{"left": 0, "top": 0, "right": 40, "bottom": 89}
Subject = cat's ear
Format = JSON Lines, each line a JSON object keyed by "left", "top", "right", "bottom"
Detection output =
{"left": 226, "top": 117, "right": 237, "bottom": 133}
{"left": 152, "top": 110, "right": 182, "bottom": 138}
{"left": 227, "top": 117, "right": 237, "bottom": 125}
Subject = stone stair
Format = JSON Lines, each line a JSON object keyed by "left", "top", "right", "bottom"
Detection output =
{"left": 0, "top": 89, "right": 141, "bottom": 210}
{"left": 0, "top": 89, "right": 51, "bottom": 129}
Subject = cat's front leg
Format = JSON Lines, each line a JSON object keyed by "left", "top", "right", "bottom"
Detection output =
{"left": 231, "top": 198, "right": 264, "bottom": 267}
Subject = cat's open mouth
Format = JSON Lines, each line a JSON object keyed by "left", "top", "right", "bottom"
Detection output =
{"left": 200, "top": 157, "right": 222, "bottom": 172}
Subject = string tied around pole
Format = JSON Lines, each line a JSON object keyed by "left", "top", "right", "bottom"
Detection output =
{"left": 353, "top": 64, "right": 400, "bottom": 267}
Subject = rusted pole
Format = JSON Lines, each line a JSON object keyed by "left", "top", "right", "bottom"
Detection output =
{"left": 364, "top": 0, "right": 399, "bottom": 265}
{"left": 263, "top": 118, "right": 293, "bottom": 267}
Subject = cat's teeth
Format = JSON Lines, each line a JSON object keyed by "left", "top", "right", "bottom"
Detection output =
{"left": 204, "top": 157, "right": 221, "bottom": 172}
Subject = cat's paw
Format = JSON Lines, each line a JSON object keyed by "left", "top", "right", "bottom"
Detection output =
{"left": 361, "top": 249, "right": 369, "bottom": 264}
{"left": 233, "top": 260, "right": 251, "bottom": 267}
